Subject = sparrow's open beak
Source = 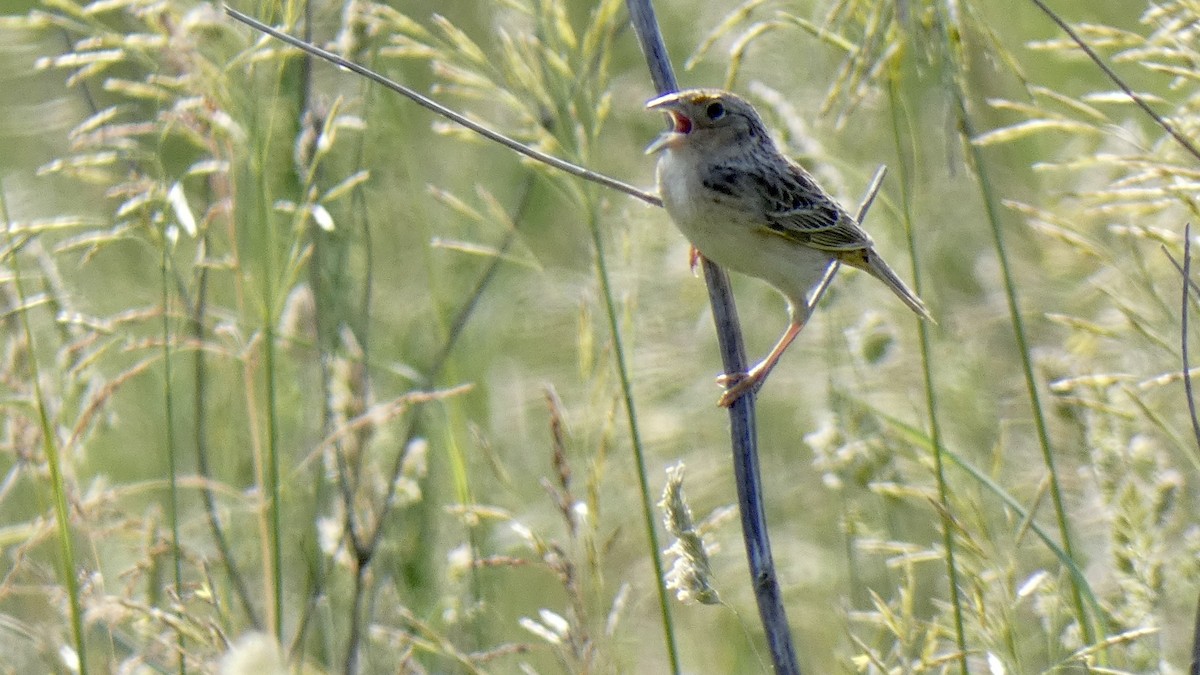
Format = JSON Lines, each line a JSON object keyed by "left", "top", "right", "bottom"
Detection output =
{"left": 645, "top": 92, "right": 692, "bottom": 154}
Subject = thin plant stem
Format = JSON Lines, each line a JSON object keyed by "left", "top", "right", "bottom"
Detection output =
{"left": 223, "top": 8, "right": 661, "bottom": 208}
{"left": 337, "top": 432, "right": 364, "bottom": 675}
{"left": 250, "top": 80, "right": 286, "bottom": 639}
{"left": 887, "top": 67, "right": 967, "bottom": 674}
{"left": 189, "top": 239, "right": 261, "bottom": 627}
{"left": 160, "top": 227, "right": 185, "bottom": 675}
{"left": 585, "top": 186, "right": 681, "bottom": 671}
{"left": 300, "top": 235, "right": 333, "bottom": 664}
{"left": 1181, "top": 232, "right": 1200, "bottom": 675}
{"left": 321, "top": 69, "right": 380, "bottom": 675}
{"left": 1171, "top": 227, "right": 1200, "bottom": 455}
{"left": 344, "top": 562, "right": 367, "bottom": 675}
{"left": 1192, "top": 590, "right": 1200, "bottom": 675}
{"left": 934, "top": 2, "right": 1094, "bottom": 647}
{"left": 294, "top": 0, "right": 330, "bottom": 662}
{"left": 1165, "top": 251, "right": 1200, "bottom": 302}
{"left": 0, "top": 187, "right": 89, "bottom": 674}
{"left": 625, "top": 0, "right": 804, "bottom": 670}
{"left": 263, "top": 220, "right": 284, "bottom": 642}
{"left": 854, "top": 167, "right": 887, "bottom": 223}
{"left": 1029, "top": 0, "right": 1200, "bottom": 166}
{"left": 620, "top": 1, "right": 706, "bottom": 671}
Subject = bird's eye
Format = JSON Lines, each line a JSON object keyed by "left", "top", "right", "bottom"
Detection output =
{"left": 705, "top": 101, "right": 726, "bottom": 121}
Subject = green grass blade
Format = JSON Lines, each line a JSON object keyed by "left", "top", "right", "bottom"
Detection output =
{"left": 585, "top": 191, "right": 681, "bottom": 673}
{"left": 160, "top": 225, "right": 186, "bottom": 674}
{"left": 1, "top": 186, "right": 89, "bottom": 673}
{"left": 934, "top": 1, "right": 1097, "bottom": 649}
{"left": 886, "top": 66, "right": 968, "bottom": 675}
{"left": 862, "top": 399, "right": 1110, "bottom": 635}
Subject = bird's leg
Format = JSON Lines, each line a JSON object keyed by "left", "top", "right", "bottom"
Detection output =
{"left": 715, "top": 260, "right": 835, "bottom": 407}
{"left": 716, "top": 318, "right": 806, "bottom": 408}
{"left": 689, "top": 244, "right": 702, "bottom": 275}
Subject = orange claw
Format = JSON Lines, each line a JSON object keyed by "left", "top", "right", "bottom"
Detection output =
{"left": 715, "top": 317, "right": 807, "bottom": 407}
{"left": 716, "top": 370, "right": 759, "bottom": 408}
{"left": 689, "top": 245, "right": 702, "bottom": 275}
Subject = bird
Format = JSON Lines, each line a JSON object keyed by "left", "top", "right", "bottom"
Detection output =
{"left": 645, "top": 88, "right": 931, "bottom": 407}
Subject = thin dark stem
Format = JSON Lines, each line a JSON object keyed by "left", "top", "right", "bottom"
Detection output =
{"left": 344, "top": 560, "right": 368, "bottom": 675}
{"left": 626, "top": 1, "right": 800, "bottom": 673}
{"left": 625, "top": 1, "right": 678, "bottom": 94}
{"left": 1170, "top": 227, "right": 1200, "bottom": 454}
{"left": 331, "top": 47, "right": 381, "bottom": 673}
{"left": 597, "top": 7, "right": 688, "bottom": 673}
{"left": 256, "top": 110, "right": 285, "bottom": 643}
{"left": 1192, "top": 589, "right": 1200, "bottom": 675}
{"left": 1173, "top": 226, "right": 1200, "bottom": 675}
{"left": 1029, "top": 0, "right": 1200, "bottom": 165}
{"left": 1165, "top": 251, "right": 1200, "bottom": 301}
{"left": 190, "top": 244, "right": 261, "bottom": 627}
{"left": 223, "top": 7, "right": 660, "bottom": 208}
{"left": 294, "top": 4, "right": 332, "bottom": 662}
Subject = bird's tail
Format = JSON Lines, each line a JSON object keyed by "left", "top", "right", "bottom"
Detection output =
{"left": 842, "top": 249, "right": 933, "bottom": 321}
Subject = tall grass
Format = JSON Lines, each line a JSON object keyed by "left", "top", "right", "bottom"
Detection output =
{"left": 2, "top": 0, "right": 1199, "bottom": 672}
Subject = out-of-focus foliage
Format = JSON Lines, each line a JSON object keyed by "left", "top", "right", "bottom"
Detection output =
{"left": 1, "top": 0, "right": 1198, "bottom": 672}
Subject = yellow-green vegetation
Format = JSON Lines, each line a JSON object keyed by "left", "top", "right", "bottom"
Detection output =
{"left": 1, "top": 0, "right": 1197, "bottom": 672}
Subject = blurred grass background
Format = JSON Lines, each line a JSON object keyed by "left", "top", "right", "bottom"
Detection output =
{"left": 1, "top": 0, "right": 1197, "bottom": 672}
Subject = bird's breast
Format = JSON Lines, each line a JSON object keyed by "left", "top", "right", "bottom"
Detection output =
{"left": 654, "top": 151, "right": 833, "bottom": 307}
{"left": 655, "top": 152, "right": 742, "bottom": 234}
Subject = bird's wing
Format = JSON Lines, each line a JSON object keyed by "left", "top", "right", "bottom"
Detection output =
{"left": 756, "top": 162, "right": 874, "bottom": 253}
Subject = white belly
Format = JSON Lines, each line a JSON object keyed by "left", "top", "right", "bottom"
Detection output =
{"left": 656, "top": 151, "right": 834, "bottom": 310}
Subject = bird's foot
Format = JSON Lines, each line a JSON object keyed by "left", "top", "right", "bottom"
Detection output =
{"left": 716, "top": 368, "right": 765, "bottom": 408}
{"left": 689, "top": 245, "right": 702, "bottom": 275}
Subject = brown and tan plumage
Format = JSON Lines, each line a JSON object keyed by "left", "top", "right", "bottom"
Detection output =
{"left": 646, "top": 88, "right": 931, "bottom": 406}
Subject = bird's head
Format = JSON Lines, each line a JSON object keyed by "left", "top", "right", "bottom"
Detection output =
{"left": 644, "top": 89, "right": 769, "bottom": 155}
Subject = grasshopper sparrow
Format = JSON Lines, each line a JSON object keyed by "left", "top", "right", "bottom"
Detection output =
{"left": 645, "top": 88, "right": 931, "bottom": 407}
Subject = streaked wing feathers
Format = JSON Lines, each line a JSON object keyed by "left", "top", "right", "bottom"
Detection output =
{"left": 757, "top": 161, "right": 873, "bottom": 252}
